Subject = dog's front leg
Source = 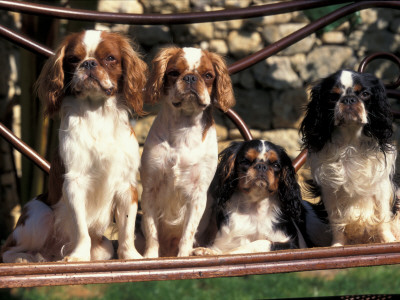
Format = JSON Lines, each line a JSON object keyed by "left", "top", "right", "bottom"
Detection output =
{"left": 331, "top": 225, "right": 346, "bottom": 247}
{"left": 63, "top": 182, "right": 91, "bottom": 261}
{"left": 141, "top": 188, "right": 160, "bottom": 258}
{"left": 178, "top": 193, "right": 207, "bottom": 257}
{"left": 115, "top": 185, "right": 142, "bottom": 260}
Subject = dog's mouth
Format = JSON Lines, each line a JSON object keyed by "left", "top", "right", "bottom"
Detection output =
{"left": 173, "top": 89, "right": 208, "bottom": 109}
{"left": 335, "top": 101, "right": 367, "bottom": 126}
{"left": 72, "top": 69, "right": 114, "bottom": 98}
{"left": 85, "top": 74, "right": 114, "bottom": 95}
{"left": 240, "top": 177, "right": 270, "bottom": 194}
{"left": 335, "top": 110, "right": 365, "bottom": 126}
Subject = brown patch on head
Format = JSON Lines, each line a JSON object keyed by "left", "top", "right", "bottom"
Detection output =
{"left": 145, "top": 47, "right": 182, "bottom": 104}
{"left": 130, "top": 185, "right": 138, "bottom": 205}
{"left": 245, "top": 148, "right": 260, "bottom": 162}
{"left": 164, "top": 49, "right": 188, "bottom": 88}
{"left": 265, "top": 150, "right": 281, "bottom": 194}
{"left": 198, "top": 51, "right": 216, "bottom": 95}
{"left": 331, "top": 86, "right": 342, "bottom": 95}
{"left": 353, "top": 83, "right": 362, "bottom": 92}
{"left": 265, "top": 150, "right": 278, "bottom": 163}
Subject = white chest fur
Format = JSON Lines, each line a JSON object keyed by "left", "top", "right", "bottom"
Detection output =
{"left": 212, "top": 193, "right": 290, "bottom": 252}
{"left": 58, "top": 96, "right": 139, "bottom": 225}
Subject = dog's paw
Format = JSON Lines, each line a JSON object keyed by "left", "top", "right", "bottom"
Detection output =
{"left": 63, "top": 254, "right": 91, "bottom": 262}
{"left": 14, "top": 257, "right": 30, "bottom": 264}
{"left": 144, "top": 248, "right": 159, "bottom": 259}
{"left": 191, "top": 247, "right": 218, "bottom": 256}
{"left": 118, "top": 249, "right": 142, "bottom": 260}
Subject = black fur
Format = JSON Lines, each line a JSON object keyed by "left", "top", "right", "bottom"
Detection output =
{"left": 210, "top": 140, "right": 306, "bottom": 249}
{"left": 300, "top": 70, "right": 393, "bottom": 153}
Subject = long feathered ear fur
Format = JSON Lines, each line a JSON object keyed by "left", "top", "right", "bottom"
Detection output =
{"left": 118, "top": 34, "right": 148, "bottom": 117}
{"left": 144, "top": 47, "right": 180, "bottom": 104}
{"left": 362, "top": 74, "right": 393, "bottom": 153}
{"left": 277, "top": 149, "right": 303, "bottom": 224}
{"left": 299, "top": 82, "right": 335, "bottom": 152}
{"left": 207, "top": 51, "right": 236, "bottom": 112}
{"left": 35, "top": 41, "right": 67, "bottom": 117}
{"left": 210, "top": 141, "right": 243, "bottom": 228}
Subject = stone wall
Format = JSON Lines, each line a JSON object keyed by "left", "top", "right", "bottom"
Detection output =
{"left": 96, "top": 0, "right": 400, "bottom": 163}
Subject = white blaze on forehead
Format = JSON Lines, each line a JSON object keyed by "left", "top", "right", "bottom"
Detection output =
{"left": 183, "top": 47, "right": 202, "bottom": 70}
{"left": 83, "top": 30, "right": 102, "bottom": 57}
{"left": 340, "top": 70, "right": 354, "bottom": 91}
{"left": 258, "top": 140, "right": 267, "bottom": 161}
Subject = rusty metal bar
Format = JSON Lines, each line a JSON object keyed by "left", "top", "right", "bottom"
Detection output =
{"left": 358, "top": 52, "right": 400, "bottom": 90}
{"left": 1, "top": 242, "right": 400, "bottom": 277}
{"left": 0, "top": 122, "right": 50, "bottom": 173}
{"left": 292, "top": 149, "right": 308, "bottom": 173}
{"left": 0, "top": 24, "right": 53, "bottom": 57}
{"left": 1, "top": 250, "right": 400, "bottom": 288}
{"left": 0, "top": 0, "right": 353, "bottom": 25}
{"left": 224, "top": 109, "right": 253, "bottom": 141}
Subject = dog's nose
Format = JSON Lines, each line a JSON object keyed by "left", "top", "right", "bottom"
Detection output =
{"left": 341, "top": 96, "right": 358, "bottom": 105}
{"left": 255, "top": 164, "right": 268, "bottom": 172}
{"left": 82, "top": 60, "right": 98, "bottom": 70}
{"left": 183, "top": 74, "right": 198, "bottom": 84}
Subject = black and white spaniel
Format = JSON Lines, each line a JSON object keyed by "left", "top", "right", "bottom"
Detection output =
{"left": 193, "top": 140, "right": 310, "bottom": 255}
{"left": 300, "top": 69, "right": 399, "bottom": 246}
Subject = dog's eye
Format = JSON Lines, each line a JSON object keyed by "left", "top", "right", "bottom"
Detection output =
{"left": 240, "top": 158, "right": 251, "bottom": 166}
{"left": 106, "top": 55, "right": 116, "bottom": 62}
{"left": 271, "top": 162, "right": 281, "bottom": 171}
{"left": 328, "top": 93, "right": 341, "bottom": 103}
{"left": 66, "top": 56, "right": 80, "bottom": 64}
{"left": 360, "top": 91, "right": 370, "bottom": 99}
{"left": 204, "top": 73, "right": 214, "bottom": 80}
{"left": 167, "top": 70, "right": 180, "bottom": 77}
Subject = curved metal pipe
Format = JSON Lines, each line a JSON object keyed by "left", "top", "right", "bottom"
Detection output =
{"left": 0, "top": 122, "right": 50, "bottom": 173}
{"left": 0, "top": 0, "right": 353, "bottom": 25}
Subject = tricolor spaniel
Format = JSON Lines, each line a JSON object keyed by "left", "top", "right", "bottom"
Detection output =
{"left": 300, "top": 69, "right": 399, "bottom": 246}
{"left": 193, "top": 140, "right": 309, "bottom": 255}
{"left": 1, "top": 30, "right": 147, "bottom": 262}
{"left": 140, "top": 47, "right": 235, "bottom": 257}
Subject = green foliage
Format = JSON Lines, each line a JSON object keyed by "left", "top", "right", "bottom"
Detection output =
{"left": 303, "top": 4, "right": 362, "bottom": 33}
{"left": 3, "top": 265, "right": 400, "bottom": 300}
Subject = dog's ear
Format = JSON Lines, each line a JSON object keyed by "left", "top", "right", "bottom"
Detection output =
{"left": 211, "top": 141, "right": 243, "bottom": 228}
{"left": 208, "top": 52, "right": 235, "bottom": 112}
{"left": 35, "top": 42, "right": 67, "bottom": 117}
{"left": 211, "top": 141, "right": 243, "bottom": 205}
{"left": 145, "top": 47, "right": 179, "bottom": 105}
{"left": 119, "top": 35, "right": 148, "bottom": 117}
{"left": 362, "top": 74, "right": 393, "bottom": 153}
{"left": 278, "top": 151, "right": 303, "bottom": 223}
{"left": 300, "top": 81, "right": 333, "bottom": 152}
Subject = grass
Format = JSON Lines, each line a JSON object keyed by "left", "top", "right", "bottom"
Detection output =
{"left": 2, "top": 265, "right": 400, "bottom": 300}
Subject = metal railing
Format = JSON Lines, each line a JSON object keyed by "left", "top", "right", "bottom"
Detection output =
{"left": 1, "top": 0, "right": 400, "bottom": 288}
